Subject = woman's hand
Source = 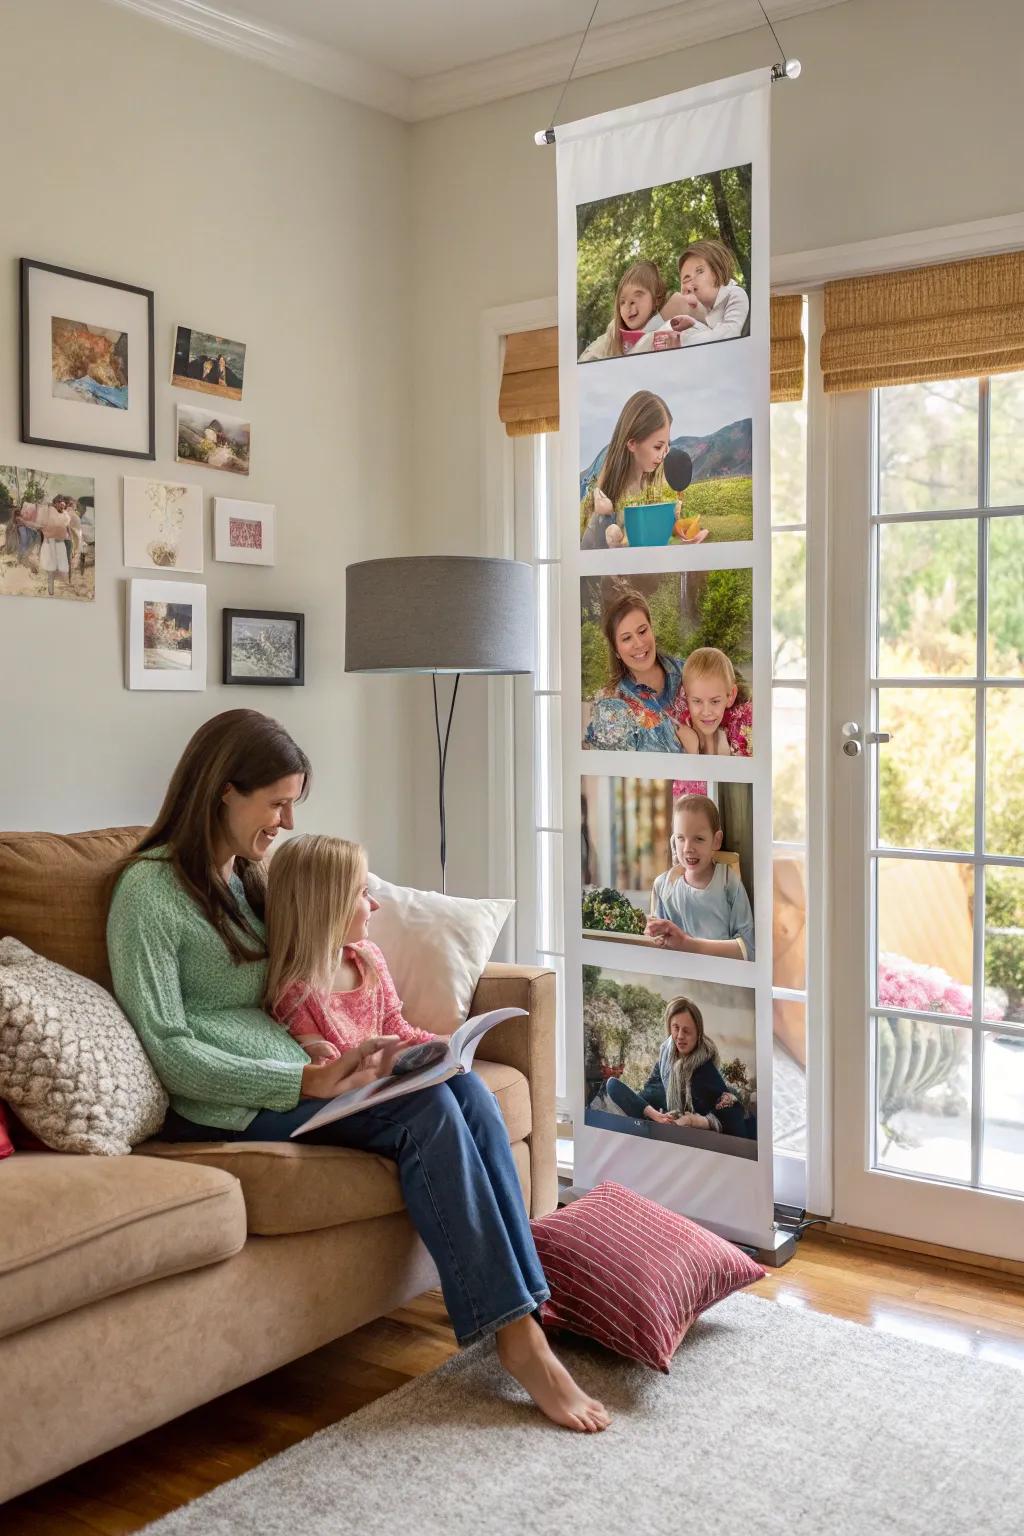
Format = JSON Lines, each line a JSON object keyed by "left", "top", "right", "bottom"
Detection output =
{"left": 300, "top": 1035, "right": 401, "bottom": 1099}
{"left": 676, "top": 723, "right": 700, "bottom": 754}
{"left": 646, "top": 917, "right": 688, "bottom": 951}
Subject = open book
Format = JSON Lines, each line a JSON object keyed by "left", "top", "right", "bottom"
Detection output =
{"left": 290, "top": 1006, "right": 527, "bottom": 1137}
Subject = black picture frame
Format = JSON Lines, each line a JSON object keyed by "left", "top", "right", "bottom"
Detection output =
{"left": 222, "top": 608, "right": 305, "bottom": 686}
{"left": 20, "top": 257, "right": 156, "bottom": 459}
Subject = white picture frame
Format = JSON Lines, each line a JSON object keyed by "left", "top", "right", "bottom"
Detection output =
{"left": 126, "top": 578, "right": 207, "bottom": 691}
{"left": 213, "top": 498, "right": 276, "bottom": 566}
{"left": 123, "top": 477, "right": 204, "bottom": 572}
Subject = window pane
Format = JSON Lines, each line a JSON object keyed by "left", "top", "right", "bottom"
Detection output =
{"left": 535, "top": 694, "right": 562, "bottom": 830}
{"left": 877, "top": 857, "right": 974, "bottom": 1009}
{"left": 878, "top": 379, "right": 979, "bottom": 515}
{"left": 773, "top": 999, "right": 806, "bottom": 1155}
{"left": 877, "top": 519, "right": 976, "bottom": 678}
{"left": 874, "top": 1017, "right": 971, "bottom": 1183}
{"left": 773, "top": 849, "right": 806, "bottom": 991}
{"left": 537, "top": 830, "right": 564, "bottom": 955}
{"left": 985, "top": 867, "right": 1024, "bottom": 1023}
{"left": 877, "top": 687, "right": 975, "bottom": 852}
{"left": 985, "top": 687, "right": 1024, "bottom": 856}
{"left": 771, "top": 530, "right": 806, "bottom": 679}
{"left": 771, "top": 398, "right": 807, "bottom": 526}
{"left": 772, "top": 685, "right": 806, "bottom": 842}
{"left": 989, "top": 373, "right": 1024, "bottom": 509}
{"left": 982, "top": 1030, "right": 1024, "bottom": 1194}
{"left": 535, "top": 562, "right": 560, "bottom": 693}
{"left": 534, "top": 434, "right": 560, "bottom": 561}
{"left": 987, "top": 516, "right": 1024, "bottom": 677}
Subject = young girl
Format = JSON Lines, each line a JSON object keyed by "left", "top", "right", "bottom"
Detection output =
{"left": 646, "top": 794, "right": 755, "bottom": 960}
{"left": 265, "top": 834, "right": 436, "bottom": 1086}
{"left": 661, "top": 239, "right": 749, "bottom": 346}
{"left": 677, "top": 647, "right": 753, "bottom": 756}
{"left": 578, "top": 261, "right": 668, "bottom": 362}
{"left": 604, "top": 996, "right": 751, "bottom": 1138}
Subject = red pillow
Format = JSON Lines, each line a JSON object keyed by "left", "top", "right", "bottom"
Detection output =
{"left": 530, "top": 1180, "right": 765, "bottom": 1372}
{"left": 0, "top": 1102, "right": 15, "bottom": 1161}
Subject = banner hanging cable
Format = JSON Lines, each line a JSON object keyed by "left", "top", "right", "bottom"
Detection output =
{"left": 534, "top": 0, "right": 800, "bottom": 146}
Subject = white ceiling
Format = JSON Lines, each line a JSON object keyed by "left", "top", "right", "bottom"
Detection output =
{"left": 105, "top": 0, "right": 848, "bottom": 119}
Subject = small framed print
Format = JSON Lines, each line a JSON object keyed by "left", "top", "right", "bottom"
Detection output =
{"left": 127, "top": 579, "right": 207, "bottom": 691}
{"left": 213, "top": 498, "right": 275, "bottom": 565}
{"left": 223, "top": 607, "right": 304, "bottom": 686}
{"left": 21, "top": 259, "right": 155, "bottom": 459}
{"left": 123, "top": 477, "right": 204, "bottom": 573}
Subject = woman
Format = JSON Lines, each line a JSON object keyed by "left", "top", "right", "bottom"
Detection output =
{"left": 605, "top": 996, "right": 752, "bottom": 1139}
{"left": 583, "top": 589, "right": 687, "bottom": 753}
{"left": 107, "top": 709, "right": 608, "bottom": 1434}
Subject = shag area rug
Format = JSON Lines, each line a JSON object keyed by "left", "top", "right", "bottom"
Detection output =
{"left": 142, "top": 1293, "right": 1023, "bottom": 1536}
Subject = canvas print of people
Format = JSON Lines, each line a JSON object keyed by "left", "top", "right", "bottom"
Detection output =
{"left": 583, "top": 966, "right": 757, "bottom": 1161}
{"left": 580, "top": 572, "right": 753, "bottom": 755}
{"left": 578, "top": 350, "right": 753, "bottom": 548}
{"left": 582, "top": 777, "right": 754, "bottom": 962}
{"left": 0, "top": 464, "right": 95, "bottom": 601}
{"left": 51, "top": 317, "right": 128, "bottom": 409}
{"left": 172, "top": 326, "right": 246, "bottom": 401}
{"left": 176, "top": 404, "right": 250, "bottom": 475}
{"left": 576, "top": 164, "right": 751, "bottom": 364}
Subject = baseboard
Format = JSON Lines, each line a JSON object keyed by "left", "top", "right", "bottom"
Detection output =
{"left": 820, "top": 1220, "right": 1024, "bottom": 1282}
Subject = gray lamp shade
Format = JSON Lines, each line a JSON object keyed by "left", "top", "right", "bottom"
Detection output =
{"left": 345, "top": 556, "right": 535, "bottom": 675}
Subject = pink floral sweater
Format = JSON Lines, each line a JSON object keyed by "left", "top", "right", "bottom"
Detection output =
{"left": 272, "top": 941, "right": 434, "bottom": 1055}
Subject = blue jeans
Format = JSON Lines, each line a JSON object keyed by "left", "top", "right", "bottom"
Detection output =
{"left": 161, "top": 1071, "right": 550, "bottom": 1346}
{"left": 605, "top": 1076, "right": 650, "bottom": 1117}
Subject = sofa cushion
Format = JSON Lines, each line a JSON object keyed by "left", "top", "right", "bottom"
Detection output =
{"left": 0, "top": 1152, "right": 246, "bottom": 1338}
{"left": 0, "top": 827, "right": 144, "bottom": 991}
{"left": 138, "top": 1058, "right": 533, "bottom": 1235}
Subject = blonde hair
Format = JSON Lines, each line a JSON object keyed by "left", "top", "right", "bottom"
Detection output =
{"left": 683, "top": 646, "right": 736, "bottom": 690}
{"left": 607, "top": 261, "right": 668, "bottom": 357}
{"left": 596, "top": 390, "right": 672, "bottom": 511}
{"left": 673, "top": 793, "right": 721, "bottom": 838}
{"left": 264, "top": 833, "right": 376, "bottom": 1017}
{"left": 677, "top": 238, "right": 737, "bottom": 290}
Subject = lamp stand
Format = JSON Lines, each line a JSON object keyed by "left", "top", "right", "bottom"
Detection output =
{"left": 432, "top": 673, "right": 461, "bottom": 894}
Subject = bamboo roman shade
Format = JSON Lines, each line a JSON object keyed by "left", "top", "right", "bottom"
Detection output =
{"left": 498, "top": 303, "right": 807, "bottom": 436}
{"left": 821, "top": 251, "right": 1024, "bottom": 393}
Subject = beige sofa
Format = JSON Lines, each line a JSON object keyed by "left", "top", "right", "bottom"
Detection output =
{"left": 0, "top": 828, "right": 556, "bottom": 1504}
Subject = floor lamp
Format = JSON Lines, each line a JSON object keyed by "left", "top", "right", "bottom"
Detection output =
{"left": 345, "top": 556, "right": 535, "bottom": 893}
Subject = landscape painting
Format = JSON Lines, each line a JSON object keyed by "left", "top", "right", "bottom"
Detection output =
{"left": 172, "top": 326, "right": 246, "bottom": 400}
{"left": 176, "top": 404, "right": 250, "bottom": 476}
{"left": 52, "top": 317, "right": 129, "bottom": 409}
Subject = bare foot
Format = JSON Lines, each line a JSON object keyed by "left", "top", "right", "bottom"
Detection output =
{"left": 496, "top": 1315, "right": 610, "bottom": 1432}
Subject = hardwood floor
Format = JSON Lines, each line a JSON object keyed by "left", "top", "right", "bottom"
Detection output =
{"left": 6, "top": 1229, "right": 1024, "bottom": 1534}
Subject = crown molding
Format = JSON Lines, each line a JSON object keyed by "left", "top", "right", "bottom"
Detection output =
{"left": 102, "top": 0, "right": 848, "bottom": 122}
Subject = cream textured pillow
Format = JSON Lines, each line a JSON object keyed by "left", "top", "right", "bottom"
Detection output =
{"left": 367, "top": 875, "right": 513, "bottom": 1034}
{"left": 0, "top": 937, "right": 167, "bottom": 1155}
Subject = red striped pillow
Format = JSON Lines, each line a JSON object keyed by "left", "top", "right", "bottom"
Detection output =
{"left": 530, "top": 1180, "right": 765, "bottom": 1372}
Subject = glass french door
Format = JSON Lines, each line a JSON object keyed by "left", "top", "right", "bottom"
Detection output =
{"left": 832, "top": 374, "right": 1024, "bottom": 1259}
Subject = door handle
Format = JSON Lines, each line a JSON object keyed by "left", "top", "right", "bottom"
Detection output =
{"left": 840, "top": 722, "right": 891, "bottom": 757}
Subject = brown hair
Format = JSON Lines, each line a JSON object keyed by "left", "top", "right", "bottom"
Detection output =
{"left": 664, "top": 995, "right": 705, "bottom": 1051}
{"left": 607, "top": 262, "right": 668, "bottom": 357}
{"left": 124, "top": 709, "right": 311, "bottom": 963}
{"left": 601, "top": 588, "right": 655, "bottom": 687}
{"left": 677, "top": 238, "right": 737, "bottom": 290}
{"left": 264, "top": 835, "right": 376, "bottom": 1019}
{"left": 595, "top": 389, "right": 672, "bottom": 513}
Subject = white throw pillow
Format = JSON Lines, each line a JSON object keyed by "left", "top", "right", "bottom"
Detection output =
{"left": 0, "top": 937, "right": 167, "bottom": 1155}
{"left": 367, "top": 875, "right": 513, "bottom": 1035}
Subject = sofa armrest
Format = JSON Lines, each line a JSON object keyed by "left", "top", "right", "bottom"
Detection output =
{"left": 471, "top": 962, "right": 557, "bottom": 1218}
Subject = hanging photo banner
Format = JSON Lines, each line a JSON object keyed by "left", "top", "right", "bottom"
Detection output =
{"left": 557, "top": 70, "right": 775, "bottom": 1249}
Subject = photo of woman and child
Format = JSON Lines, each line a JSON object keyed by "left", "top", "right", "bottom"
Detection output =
{"left": 578, "top": 379, "right": 753, "bottom": 549}
{"left": 581, "top": 778, "right": 755, "bottom": 963}
{"left": 580, "top": 578, "right": 753, "bottom": 756}
{"left": 575, "top": 163, "right": 751, "bottom": 365}
{"left": 583, "top": 967, "right": 757, "bottom": 1160}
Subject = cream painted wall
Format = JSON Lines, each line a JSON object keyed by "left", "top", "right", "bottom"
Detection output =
{"left": 408, "top": 0, "right": 1024, "bottom": 892}
{"left": 0, "top": 0, "right": 419, "bottom": 882}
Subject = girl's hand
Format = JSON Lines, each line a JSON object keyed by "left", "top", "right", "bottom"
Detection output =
{"left": 594, "top": 487, "right": 613, "bottom": 517}
{"left": 300, "top": 1035, "right": 401, "bottom": 1099}
{"left": 605, "top": 523, "right": 625, "bottom": 547}
{"left": 646, "top": 917, "right": 688, "bottom": 951}
{"left": 303, "top": 1039, "right": 341, "bottom": 1063}
{"left": 644, "top": 1107, "right": 676, "bottom": 1124}
{"left": 675, "top": 1112, "right": 710, "bottom": 1129}
{"left": 669, "top": 314, "right": 697, "bottom": 331}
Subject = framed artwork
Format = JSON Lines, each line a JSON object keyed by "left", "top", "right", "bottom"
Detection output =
{"left": 0, "top": 463, "right": 96, "bottom": 602}
{"left": 223, "top": 608, "right": 304, "bottom": 686}
{"left": 21, "top": 258, "right": 155, "bottom": 459}
{"left": 213, "top": 498, "right": 275, "bottom": 565}
{"left": 172, "top": 325, "right": 246, "bottom": 401}
{"left": 127, "top": 579, "right": 207, "bottom": 691}
{"left": 123, "top": 477, "right": 204, "bottom": 572}
{"left": 176, "top": 403, "right": 250, "bottom": 476}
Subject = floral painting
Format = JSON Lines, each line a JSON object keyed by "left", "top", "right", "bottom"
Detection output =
{"left": 123, "top": 477, "right": 204, "bottom": 572}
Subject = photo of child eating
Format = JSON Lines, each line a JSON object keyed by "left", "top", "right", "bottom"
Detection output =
{"left": 581, "top": 777, "right": 755, "bottom": 962}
